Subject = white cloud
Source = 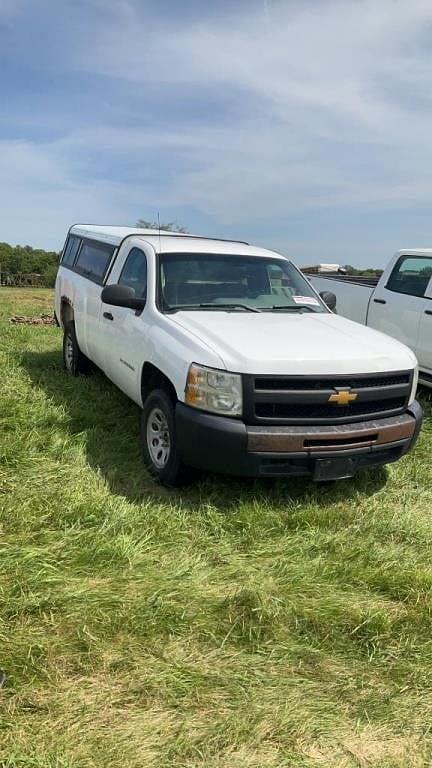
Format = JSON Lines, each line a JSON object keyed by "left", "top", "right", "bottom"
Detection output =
{"left": 73, "top": 0, "right": 432, "bottom": 131}
{"left": 3, "top": 0, "right": 432, "bottom": 258}
{"left": 64, "top": 0, "right": 432, "bottom": 214}
{"left": 0, "top": 138, "right": 154, "bottom": 248}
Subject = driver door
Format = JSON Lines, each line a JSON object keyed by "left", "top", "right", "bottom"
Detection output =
{"left": 416, "top": 266, "right": 432, "bottom": 375}
{"left": 367, "top": 254, "right": 431, "bottom": 354}
{"left": 99, "top": 245, "right": 149, "bottom": 404}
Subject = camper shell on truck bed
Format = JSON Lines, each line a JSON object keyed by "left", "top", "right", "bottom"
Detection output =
{"left": 55, "top": 225, "right": 422, "bottom": 486}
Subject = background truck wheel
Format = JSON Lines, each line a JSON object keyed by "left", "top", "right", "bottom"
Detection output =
{"left": 141, "top": 389, "right": 191, "bottom": 487}
{"left": 62, "top": 322, "right": 92, "bottom": 376}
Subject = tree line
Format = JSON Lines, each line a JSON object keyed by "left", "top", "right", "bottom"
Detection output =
{"left": 0, "top": 242, "right": 59, "bottom": 286}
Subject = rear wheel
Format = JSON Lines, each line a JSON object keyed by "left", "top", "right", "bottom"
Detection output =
{"left": 141, "top": 389, "right": 191, "bottom": 487}
{"left": 62, "top": 322, "right": 92, "bottom": 376}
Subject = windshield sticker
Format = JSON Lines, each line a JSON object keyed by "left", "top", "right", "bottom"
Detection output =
{"left": 292, "top": 296, "right": 321, "bottom": 306}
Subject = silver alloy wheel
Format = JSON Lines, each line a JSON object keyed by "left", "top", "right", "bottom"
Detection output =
{"left": 146, "top": 407, "right": 171, "bottom": 469}
{"left": 64, "top": 333, "right": 74, "bottom": 371}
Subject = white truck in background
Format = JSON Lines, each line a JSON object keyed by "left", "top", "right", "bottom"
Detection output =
{"left": 307, "top": 250, "right": 432, "bottom": 388}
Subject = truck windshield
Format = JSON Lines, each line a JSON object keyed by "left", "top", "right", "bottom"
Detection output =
{"left": 159, "top": 253, "right": 327, "bottom": 313}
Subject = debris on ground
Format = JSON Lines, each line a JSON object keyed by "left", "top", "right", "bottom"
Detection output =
{"left": 9, "top": 314, "right": 56, "bottom": 325}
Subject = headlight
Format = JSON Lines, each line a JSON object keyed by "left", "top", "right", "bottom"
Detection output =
{"left": 409, "top": 365, "right": 419, "bottom": 405}
{"left": 185, "top": 364, "right": 242, "bottom": 417}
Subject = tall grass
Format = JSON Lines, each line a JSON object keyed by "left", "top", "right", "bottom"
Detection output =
{"left": 0, "top": 288, "right": 431, "bottom": 767}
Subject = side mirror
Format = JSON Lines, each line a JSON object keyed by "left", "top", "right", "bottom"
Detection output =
{"left": 319, "top": 290, "right": 337, "bottom": 311}
{"left": 101, "top": 284, "right": 145, "bottom": 311}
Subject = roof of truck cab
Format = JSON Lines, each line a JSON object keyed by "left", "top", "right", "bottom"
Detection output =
{"left": 398, "top": 248, "right": 432, "bottom": 255}
{"left": 69, "top": 224, "right": 282, "bottom": 259}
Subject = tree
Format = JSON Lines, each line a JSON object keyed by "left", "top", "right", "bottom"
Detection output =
{"left": 136, "top": 219, "right": 188, "bottom": 233}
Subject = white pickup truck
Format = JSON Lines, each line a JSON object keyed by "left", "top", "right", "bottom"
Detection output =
{"left": 54, "top": 225, "right": 422, "bottom": 486}
{"left": 307, "top": 250, "right": 432, "bottom": 388}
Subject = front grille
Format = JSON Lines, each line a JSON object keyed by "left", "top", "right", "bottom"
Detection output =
{"left": 244, "top": 371, "right": 412, "bottom": 425}
{"left": 256, "top": 373, "right": 411, "bottom": 390}
{"left": 255, "top": 397, "right": 406, "bottom": 420}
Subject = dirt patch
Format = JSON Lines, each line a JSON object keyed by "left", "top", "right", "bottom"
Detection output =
{"left": 9, "top": 314, "right": 56, "bottom": 325}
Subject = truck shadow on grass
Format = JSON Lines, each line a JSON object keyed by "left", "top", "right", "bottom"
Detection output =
{"left": 22, "top": 349, "right": 389, "bottom": 511}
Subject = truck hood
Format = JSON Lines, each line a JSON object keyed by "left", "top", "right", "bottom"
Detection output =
{"left": 170, "top": 311, "right": 418, "bottom": 375}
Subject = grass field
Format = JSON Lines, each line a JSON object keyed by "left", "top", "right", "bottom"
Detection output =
{"left": 1, "top": 287, "right": 432, "bottom": 767}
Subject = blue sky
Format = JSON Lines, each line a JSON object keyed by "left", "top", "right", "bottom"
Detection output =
{"left": 1, "top": 0, "right": 432, "bottom": 266}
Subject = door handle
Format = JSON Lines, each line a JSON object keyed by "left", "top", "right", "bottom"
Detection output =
{"left": 103, "top": 312, "right": 114, "bottom": 321}
{"left": 425, "top": 310, "right": 432, "bottom": 316}
{"left": 373, "top": 298, "right": 387, "bottom": 305}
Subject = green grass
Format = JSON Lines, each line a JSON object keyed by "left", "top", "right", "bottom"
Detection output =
{"left": 1, "top": 287, "right": 432, "bottom": 767}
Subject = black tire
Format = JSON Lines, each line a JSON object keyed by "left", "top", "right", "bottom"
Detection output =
{"left": 62, "top": 321, "right": 92, "bottom": 376}
{"left": 141, "top": 389, "right": 191, "bottom": 487}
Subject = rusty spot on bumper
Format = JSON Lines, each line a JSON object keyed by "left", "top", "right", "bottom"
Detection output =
{"left": 247, "top": 412, "right": 416, "bottom": 454}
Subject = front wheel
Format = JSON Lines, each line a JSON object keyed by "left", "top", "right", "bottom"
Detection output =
{"left": 141, "top": 389, "right": 191, "bottom": 487}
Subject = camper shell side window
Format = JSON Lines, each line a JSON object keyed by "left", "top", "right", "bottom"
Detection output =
{"left": 61, "top": 235, "right": 116, "bottom": 285}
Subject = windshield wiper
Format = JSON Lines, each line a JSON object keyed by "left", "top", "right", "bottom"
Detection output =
{"left": 258, "top": 305, "right": 315, "bottom": 313}
{"left": 169, "top": 303, "right": 261, "bottom": 313}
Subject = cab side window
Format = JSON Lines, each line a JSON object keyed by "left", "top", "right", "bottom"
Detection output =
{"left": 118, "top": 247, "right": 147, "bottom": 299}
{"left": 386, "top": 256, "right": 432, "bottom": 298}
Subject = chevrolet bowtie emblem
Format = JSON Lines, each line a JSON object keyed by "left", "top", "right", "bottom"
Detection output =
{"left": 328, "top": 389, "right": 358, "bottom": 406}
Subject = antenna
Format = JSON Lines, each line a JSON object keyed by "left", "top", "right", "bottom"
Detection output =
{"left": 157, "top": 211, "right": 162, "bottom": 253}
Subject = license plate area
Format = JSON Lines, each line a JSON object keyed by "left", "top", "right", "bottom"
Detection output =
{"left": 313, "top": 457, "right": 357, "bottom": 481}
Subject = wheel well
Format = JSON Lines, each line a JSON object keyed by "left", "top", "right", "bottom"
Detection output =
{"left": 60, "top": 298, "right": 74, "bottom": 328}
{"left": 141, "top": 363, "right": 177, "bottom": 405}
